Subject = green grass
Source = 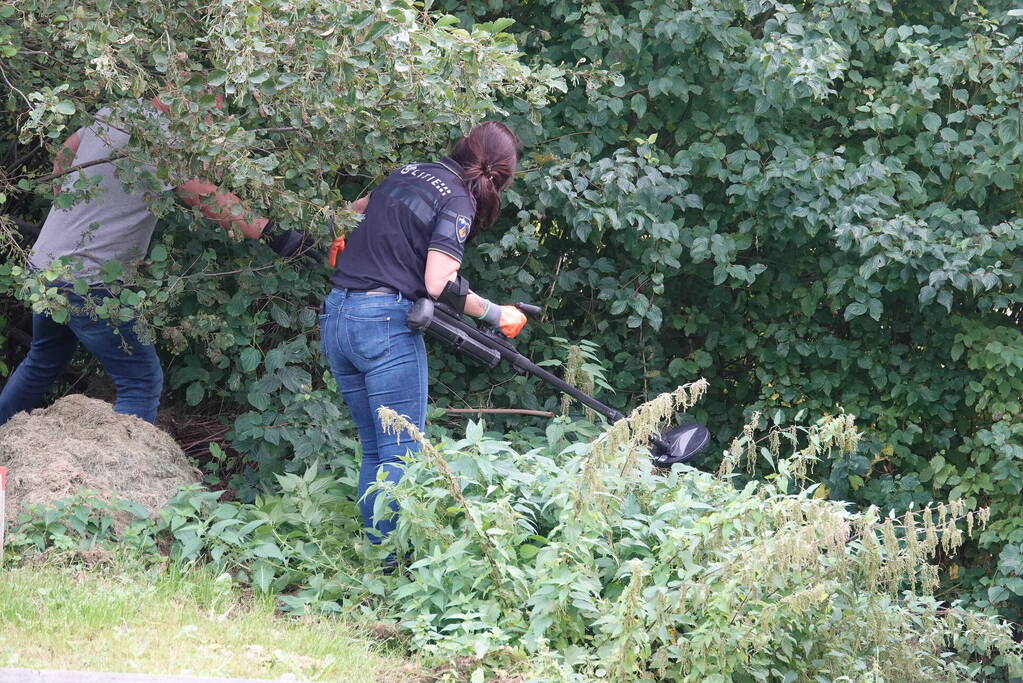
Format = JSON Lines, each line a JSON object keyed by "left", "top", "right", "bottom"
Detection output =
{"left": 0, "top": 559, "right": 417, "bottom": 681}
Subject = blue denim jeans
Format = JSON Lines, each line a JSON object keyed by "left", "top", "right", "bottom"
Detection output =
{"left": 319, "top": 288, "right": 428, "bottom": 543}
{"left": 0, "top": 286, "right": 163, "bottom": 426}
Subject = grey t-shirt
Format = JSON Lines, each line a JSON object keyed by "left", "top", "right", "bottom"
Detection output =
{"left": 30, "top": 103, "right": 173, "bottom": 282}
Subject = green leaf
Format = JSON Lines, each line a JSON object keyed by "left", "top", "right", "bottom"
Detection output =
{"left": 489, "top": 18, "right": 515, "bottom": 33}
{"left": 993, "top": 171, "right": 1014, "bottom": 191}
{"left": 868, "top": 298, "right": 882, "bottom": 321}
{"left": 252, "top": 561, "right": 274, "bottom": 594}
{"left": 247, "top": 389, "right": 270, "bottom": 411}
{"left": 54, "top": 193, "right": 76, "bottom": 209}
{"left": 277, "top": 366, "right": 311, "bottom": 393}
{"left": 186, "top": 382, "right": 205, "bottom": 406}
{"left": 270, "top": 304, "right": 292, "bottom": 328}
{"left": 54, "top": 100, "right": 76, "bottom": 115}
{"left": 937, "top": 290, "right": 953, "bottom": 312}
{"left": 252, "top": 542, "right": 285, "bottom": 561}
{"left": 631, "top": 93, "right": 647, "bottom": 120}
{"left": 150, "top": 244, "right": 168, "bottom": 262}
{"left": 240, "top": 348, "right": 261, "bottom": 372}
{"left": 207, "top": 69, "right": 228, "bottom": 86}
{"left": 299, "top": 307, "right": 317, "bottom": 328}
{"left": 844, "top": 302, "right": 867, "bottom": 320}
{"left": 365, "top": 21, "right": 390, "bottom": 42}
{"left": 99, "top": 260, "right": 123, "bottom": 283}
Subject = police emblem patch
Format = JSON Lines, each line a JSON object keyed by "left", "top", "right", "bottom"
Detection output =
{"left": 455, "top": 215, "right": 471, "bottom": 243}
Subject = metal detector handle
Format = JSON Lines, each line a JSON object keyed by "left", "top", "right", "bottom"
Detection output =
{"left": 515, "top": 302, "right": 542, "bottom": 319}
{"left": 407, "top": 298, "right": 502, "bottom": 368}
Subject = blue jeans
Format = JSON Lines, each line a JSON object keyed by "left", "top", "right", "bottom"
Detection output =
{"left": 320, "top": 288, "right": 427, "bottom": 544}
{"left": 0, "top": 286, "right": 163, "bottom": 426}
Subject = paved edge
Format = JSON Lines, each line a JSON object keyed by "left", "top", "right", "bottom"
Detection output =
{"left": 0, "top": 669, "right": 305, "bottom": 683}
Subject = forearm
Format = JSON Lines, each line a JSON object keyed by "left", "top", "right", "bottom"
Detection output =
{"left": 52, "top": 146, "right": 74, "bottom": 175}
{"left": 51, "top": 131, "right": 82, "bottom": 190}
{"left": 350, "top": 194, "right": 370, "bottom": 214}
{"left": 464, "top": 291, "right": 489, "bottom": 318}
{"left": 175, "top": 179, "right": 268, "bottom": 238}
{"left": 422, "top": 252, "right": 523, "bottom": 335}
{"left": 198, "top": 191, "right": 268, "bottom": 238}
{"left": 423, "top": 250, "right": 497, "bottom": 322}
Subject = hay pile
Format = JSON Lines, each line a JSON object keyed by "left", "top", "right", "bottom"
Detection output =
{"left": 0, "top": 394, "right": 199, "bottom": 522}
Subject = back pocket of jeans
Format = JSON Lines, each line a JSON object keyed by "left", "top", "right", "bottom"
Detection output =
{"left": 344, "top": 313, "right": 390, "bottom": 361}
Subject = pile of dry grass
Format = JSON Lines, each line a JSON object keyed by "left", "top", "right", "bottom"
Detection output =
{"left": 0, "top": 394, "right": 199, "bottom": 522}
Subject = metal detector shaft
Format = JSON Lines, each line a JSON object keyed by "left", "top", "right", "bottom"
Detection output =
{"left": 406, "top": 297, "right": 705, "bottom": 467}
{"left": 504, "top": 354, "right": 626, "bottom": 424}
{"left": 507, "top": 358, "right": 669, "bottom": 449}
{"left": 512, "top": 358, "right": 670, "bottom": 450}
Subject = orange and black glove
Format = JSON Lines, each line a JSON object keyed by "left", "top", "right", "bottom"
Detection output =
{"left": 497, "top": 305, "right": 527, "bottom": 338}
{"left": 478, "top": 301, "right": 527, "bottom": 338}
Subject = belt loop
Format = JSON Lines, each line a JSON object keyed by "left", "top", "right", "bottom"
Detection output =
{"left": 396, "top": 291, "right": 403, "bottom": 303}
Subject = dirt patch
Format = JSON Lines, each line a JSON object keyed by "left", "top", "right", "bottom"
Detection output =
{"left": 0, "top": 394, "right": 200, "bottom": 522}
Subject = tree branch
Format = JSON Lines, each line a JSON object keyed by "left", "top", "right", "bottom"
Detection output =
{"left": 18, "top": 152, "right": 126, "bottom": 185}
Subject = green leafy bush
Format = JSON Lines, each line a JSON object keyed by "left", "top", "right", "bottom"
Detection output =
{"left": 0, "top": 0, "right": 562, "bottom": 494}
{"left": 428, "top": 0, "right": 1023, "bottom": 619}
{"left": 372, "top": 390, "right": 1021, "bottom": 681}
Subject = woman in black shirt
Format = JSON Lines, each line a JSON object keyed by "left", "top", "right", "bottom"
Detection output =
{"left": 322, "top": 122, "right": 524, "bottom": 551}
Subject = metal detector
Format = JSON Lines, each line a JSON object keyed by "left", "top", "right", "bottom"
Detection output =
{"left": 407, "top": 298, "right": 709, "bottom": 468}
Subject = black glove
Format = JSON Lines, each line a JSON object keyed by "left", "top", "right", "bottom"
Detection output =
{"left": 261, "top": 220, "right": 314, "bottom": 260}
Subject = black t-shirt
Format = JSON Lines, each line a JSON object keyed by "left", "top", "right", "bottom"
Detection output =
{"left": 330, "top": 157, "right": 475, "bottom": 300}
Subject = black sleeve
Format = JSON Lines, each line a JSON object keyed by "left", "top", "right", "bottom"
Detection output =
{"left": 428, "top": 194, "right": 475, "bottom": 262}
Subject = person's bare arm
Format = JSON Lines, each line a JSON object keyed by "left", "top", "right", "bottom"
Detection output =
{"left": 423, "top": 249, "right": 489, "bottom": 317}
{"left": 173, "top": 179, "right": 269, "bottom": 239}
{"left": 350, "top": 194, "right": 370, "bottom": 214}
{"left": 51, "top": 131, "right": 82, "bottom": 191}
{"left": 53, "top": 132, "right": 82, "bottom": 174}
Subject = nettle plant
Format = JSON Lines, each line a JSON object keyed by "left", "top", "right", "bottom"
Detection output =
{"left": 372, "top": 384, "right": 1021, "bottom": 682}
{"left": 9, "top": 384, "right": 1023, "bottom": 680}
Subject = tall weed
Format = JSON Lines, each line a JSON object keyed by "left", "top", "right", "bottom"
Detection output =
{"left": 7, "top": 385, "right": 1021, "bottom": 681}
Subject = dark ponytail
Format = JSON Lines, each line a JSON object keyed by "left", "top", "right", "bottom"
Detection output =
{"left": 449, "top": 121, "right": 519, "bottom": 239}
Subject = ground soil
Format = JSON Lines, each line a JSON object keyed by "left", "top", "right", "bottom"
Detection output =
{"left": 0, "top": 394, "right": 199, "bottom": 522}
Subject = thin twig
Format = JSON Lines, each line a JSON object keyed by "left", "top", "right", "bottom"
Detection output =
{"left": 0, "top": 58, "right": 30, "bottom": 107}
{"left": 253, "top": 126, "right": 302, "bottom": 134}
{"left": 444, "top": 408, "right": 555, "bottom": 418}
